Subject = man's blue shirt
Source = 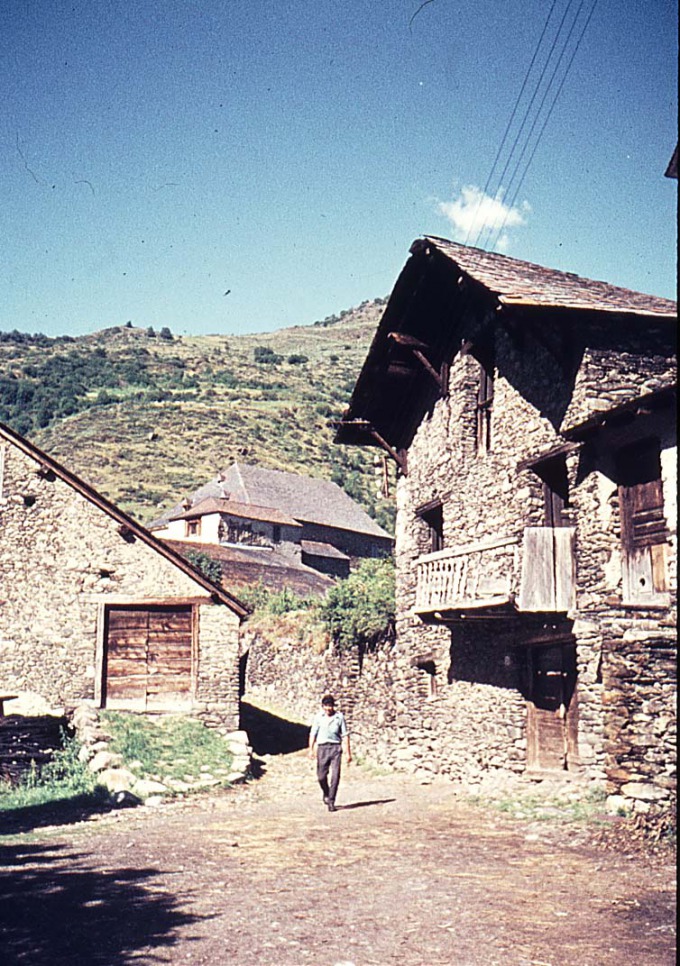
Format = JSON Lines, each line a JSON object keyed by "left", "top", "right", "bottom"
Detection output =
{"left": 310, "top": 710, "right": 348, "bottom": 745}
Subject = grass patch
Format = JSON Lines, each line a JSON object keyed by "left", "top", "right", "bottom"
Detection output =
{"left": 101, "top": 712, "right": 234, "bottom": 786}
{"left": 0, "top": 733, "right": 101, "bottom": 813}
{"left": 472, "top": 785, "right": 609, "bottom": 826}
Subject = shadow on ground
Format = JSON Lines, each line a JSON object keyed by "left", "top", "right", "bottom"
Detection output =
{"left": 0, "top": 791, "right": 116, "bottom": 837}
{"left": 338, "top": 799, "right": 397, "bottom": 810}
{"left": 0, "top": 841, "right": 207, "bottom": 966}
{"left": 240, "top": 701, "right": 309, "bottom": 756}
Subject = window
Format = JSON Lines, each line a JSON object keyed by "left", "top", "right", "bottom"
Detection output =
{"left": 616, "top": 438, "right": 668, "bottom": 604}
{"left": 273, "top": 525, "right": 281, "bottom": 544}
{"left": 534, "top": 455, "right": 569, "bottom": 527}
{"left": 186, "top": 518, "right": 201, "bottom": 537}
{"left": 416, "top": 500, "right": 444, "bottom": 553}
{"left": 473, "top": 347, "right": 494, "bottom": 453}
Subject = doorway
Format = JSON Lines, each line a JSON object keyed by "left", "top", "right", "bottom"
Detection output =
{"left": 525, "top": 643, "right": 578, "bottom": 772}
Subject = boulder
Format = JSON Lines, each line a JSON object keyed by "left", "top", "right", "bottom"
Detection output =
{"left": 97, "top": 767, "right": 137, "bottom": 793}
{"left": 88, "top": 750, "right": 124, "bottom": 773}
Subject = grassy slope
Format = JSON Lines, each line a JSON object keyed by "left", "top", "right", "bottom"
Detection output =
{"left": 3, "top": 301, "right": 392, "bottom": 525}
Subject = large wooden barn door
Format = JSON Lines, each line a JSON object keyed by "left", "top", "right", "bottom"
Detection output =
{"left": 103, "top": 606, "right": 194, "bottom": 711}
{"left": 526, "top": 644, "right": 578, "bottom": 773}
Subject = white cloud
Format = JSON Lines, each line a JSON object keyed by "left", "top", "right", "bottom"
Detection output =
{"left": 436, "top": 185, "right": 530, "bottom": 249}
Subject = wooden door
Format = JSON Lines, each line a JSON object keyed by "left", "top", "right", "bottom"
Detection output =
{"left": 104, "top": 606, "right": 193, "bottom": 711}
{"left": 526, "top": 644, "right": 577, "bottom": 772}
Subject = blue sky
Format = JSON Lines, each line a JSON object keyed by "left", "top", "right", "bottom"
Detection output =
{"left": 1, "top": 0, "right": 677, "bottom": 337}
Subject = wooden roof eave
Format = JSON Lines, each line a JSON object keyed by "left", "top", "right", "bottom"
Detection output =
{"left": 562, "top": 385, "right": 677, "bottom": 441}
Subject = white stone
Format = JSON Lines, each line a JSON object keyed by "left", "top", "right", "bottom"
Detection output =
{"left": 605, "top": 795, "right": 630, "bottom": 815}
{"left": 620, "top": 782, "right": 667, "bottom": 802}
{"left": 133, "top": 778, "right": 169, "bottom": 797}
{"left": 97, "top": 767, "right": 137, "bottom": 793}
{"left": 88, "top": 750, "right": 124, "bottom": 773}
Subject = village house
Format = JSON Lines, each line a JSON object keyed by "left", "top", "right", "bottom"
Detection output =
{"left": 150, "top": 461, "right": 393, "bottom": 586}
{"left": 335, "top": 237, "right": 676, "bottom": 813}
{"left": 0, "top": 422, "right": 248, "bottom": 726}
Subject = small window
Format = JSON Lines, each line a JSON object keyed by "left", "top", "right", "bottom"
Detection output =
{"left": 417, "top": 500, "right": 444, "bottom": 553}
{"left": 186, "top": 518, "right": 201, "bottom": 537}
{"left": 273, "top": 525, "right": 281, "bottom": 544}
{"left": 473, "top": 346, "right": 494, "bottom": 453}
{"left": 533, "top": 455, "right": 570, "bottom": 527}
{"left": 616, "top": 438, "right": 668, "bottom": 604}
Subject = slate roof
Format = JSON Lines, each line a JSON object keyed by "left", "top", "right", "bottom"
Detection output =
{"left": 301, "top": 540, "right": 350, "bottom": 560}
{"left": 168, "top": 497, "right": 301, "bottom": 528}
{"left": 163, "top": 540, "right": 335, "bottom": 598}
{"left": 335, "top": 237, "right": 677, "bottom": 453}
{"left": 422, "top": 236, "right": 677, "bottom": 317}
{"left": 152, "top": 464, "right": 391, "bottom": 540}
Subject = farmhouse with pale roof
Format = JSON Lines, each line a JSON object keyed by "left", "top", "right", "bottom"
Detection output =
{"left": 151, "top": 462, "right": 393, "bottom": 586}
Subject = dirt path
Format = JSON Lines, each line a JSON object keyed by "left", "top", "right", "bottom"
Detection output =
{"left": 1, "top": 751, "right": 676, "bottom": 965}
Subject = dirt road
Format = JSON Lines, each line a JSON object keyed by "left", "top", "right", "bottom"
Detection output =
{"left": 1, "top": 750, "right": 675, "bottom": 965}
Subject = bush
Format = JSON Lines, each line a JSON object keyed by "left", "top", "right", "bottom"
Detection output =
{"left": 185, "top": 551, "right": 223, "bottom": 584}
{"left": 320, "top": 558, "right": 395, "bottom": 652}
{"left": 240, "top": 583, "right": 313, "bottom": 616}
{"left": 254, "top": 346, "right": 283, "bottom": 365}
{"left": 287, "top": 354, "right": 308, "bottom": 365}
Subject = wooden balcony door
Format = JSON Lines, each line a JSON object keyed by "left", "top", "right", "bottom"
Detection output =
{"left": 103, "top": 605, "right": 194, "bottom": 711}
{"left": 525, "top": 643, "right": 578, "bottom": 772}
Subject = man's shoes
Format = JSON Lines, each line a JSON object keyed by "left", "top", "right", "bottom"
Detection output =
{"left": 327, "top": 803, "right": 337, "bottom": 812}
{"left": 323, "top": 795, "right": 329, "bottom": 805}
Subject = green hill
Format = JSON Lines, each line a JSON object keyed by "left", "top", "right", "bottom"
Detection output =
{"left": 0, "top": 301, "right": 395, "bottom": 530}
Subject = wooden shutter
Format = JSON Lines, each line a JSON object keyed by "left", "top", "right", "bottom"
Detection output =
{"left": 620, "top": 479, "right": 667, "bottom": 549}
{"left": 617, "top": 439, "right": 668, "bottom": 602}
{"left": 518, "top": 527, "right": 575, "bottom": 612}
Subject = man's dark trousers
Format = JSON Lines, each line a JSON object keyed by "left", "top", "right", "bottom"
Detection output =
{"left": 317, "top": 743, "right": 342, "bottom": 805}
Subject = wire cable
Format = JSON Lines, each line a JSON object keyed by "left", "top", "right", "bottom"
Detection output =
{"left": 463, "top": 0, "right": 561, "bottom": 246}
{"left": 476, "top": 0, "right": 584, "bottom": 250}
{"left": 486, "top": 0, "right": 599, "bottom": 252}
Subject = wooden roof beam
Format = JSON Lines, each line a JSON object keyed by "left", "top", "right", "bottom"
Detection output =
{"left": 336, "top": 419, "right": 407, "bottom": 475}
{"left": 387, "top": 332, "right": 446, "bottom": 394}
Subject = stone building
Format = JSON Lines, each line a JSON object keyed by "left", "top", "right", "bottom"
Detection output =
{"left": 151, "top": 461, "right": 393, "bottom": 583}
{"left": 336, "top": 237, "right": 676, "bottom": 812}
{"left": 0, "top": 422, "right": 247, "bottom": 726}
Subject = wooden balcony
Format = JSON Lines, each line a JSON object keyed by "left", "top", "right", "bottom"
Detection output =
{"left": 413, "top": 528, "right": 575, "bottom": 618}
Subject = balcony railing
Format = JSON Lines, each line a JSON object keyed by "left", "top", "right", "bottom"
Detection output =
{"left": 414, "top": 528, "right": 575, "bottom": 617}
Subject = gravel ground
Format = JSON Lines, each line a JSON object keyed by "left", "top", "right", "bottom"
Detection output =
{"left": 1, "top": 750, "right": 676, "bottom": 965}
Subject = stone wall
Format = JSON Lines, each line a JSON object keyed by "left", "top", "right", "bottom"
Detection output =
{"left": 242, "top": 623, "right": 528, "bottom": 788}
{"left": 387, "top": 311, "right": 676, "bottom": 810}
{"left": 0, "top": 438, "right": 241, "bottom": 728}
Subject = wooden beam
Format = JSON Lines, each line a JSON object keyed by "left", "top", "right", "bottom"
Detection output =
{"left": 335, "top": 420, "right": 408, "bottom": 474}
{"left": 387, "top": 331, "right": 445, "bottom": 393}
{"left": 412, "top": 349, "right": 444, "bottom": 391}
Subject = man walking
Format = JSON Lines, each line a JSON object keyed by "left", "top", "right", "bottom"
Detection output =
{"left": 308, "top": 694, "right": 351, "bottom": 812}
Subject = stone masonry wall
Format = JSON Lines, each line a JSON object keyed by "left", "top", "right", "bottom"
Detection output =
{"left": 0, "top": 440, "right": 241, "bottom": 727}
{"left": 242, "top": 623, "right": 528, "bottom": 787}
{"left": 389, "top": 311, "right": 676, "bottom": 808}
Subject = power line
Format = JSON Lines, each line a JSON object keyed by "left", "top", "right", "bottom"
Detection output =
{"left": 464, "top": 0, "right": 560, "bottom": 246}
{"left": 476, "top": 0, "right": 581, "bottom": 249}
{"left": 485, "top": 0, "right": 599, "bottom": 252}
{"left": 465, "top": 0, "right": 598, "bottom": 253}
